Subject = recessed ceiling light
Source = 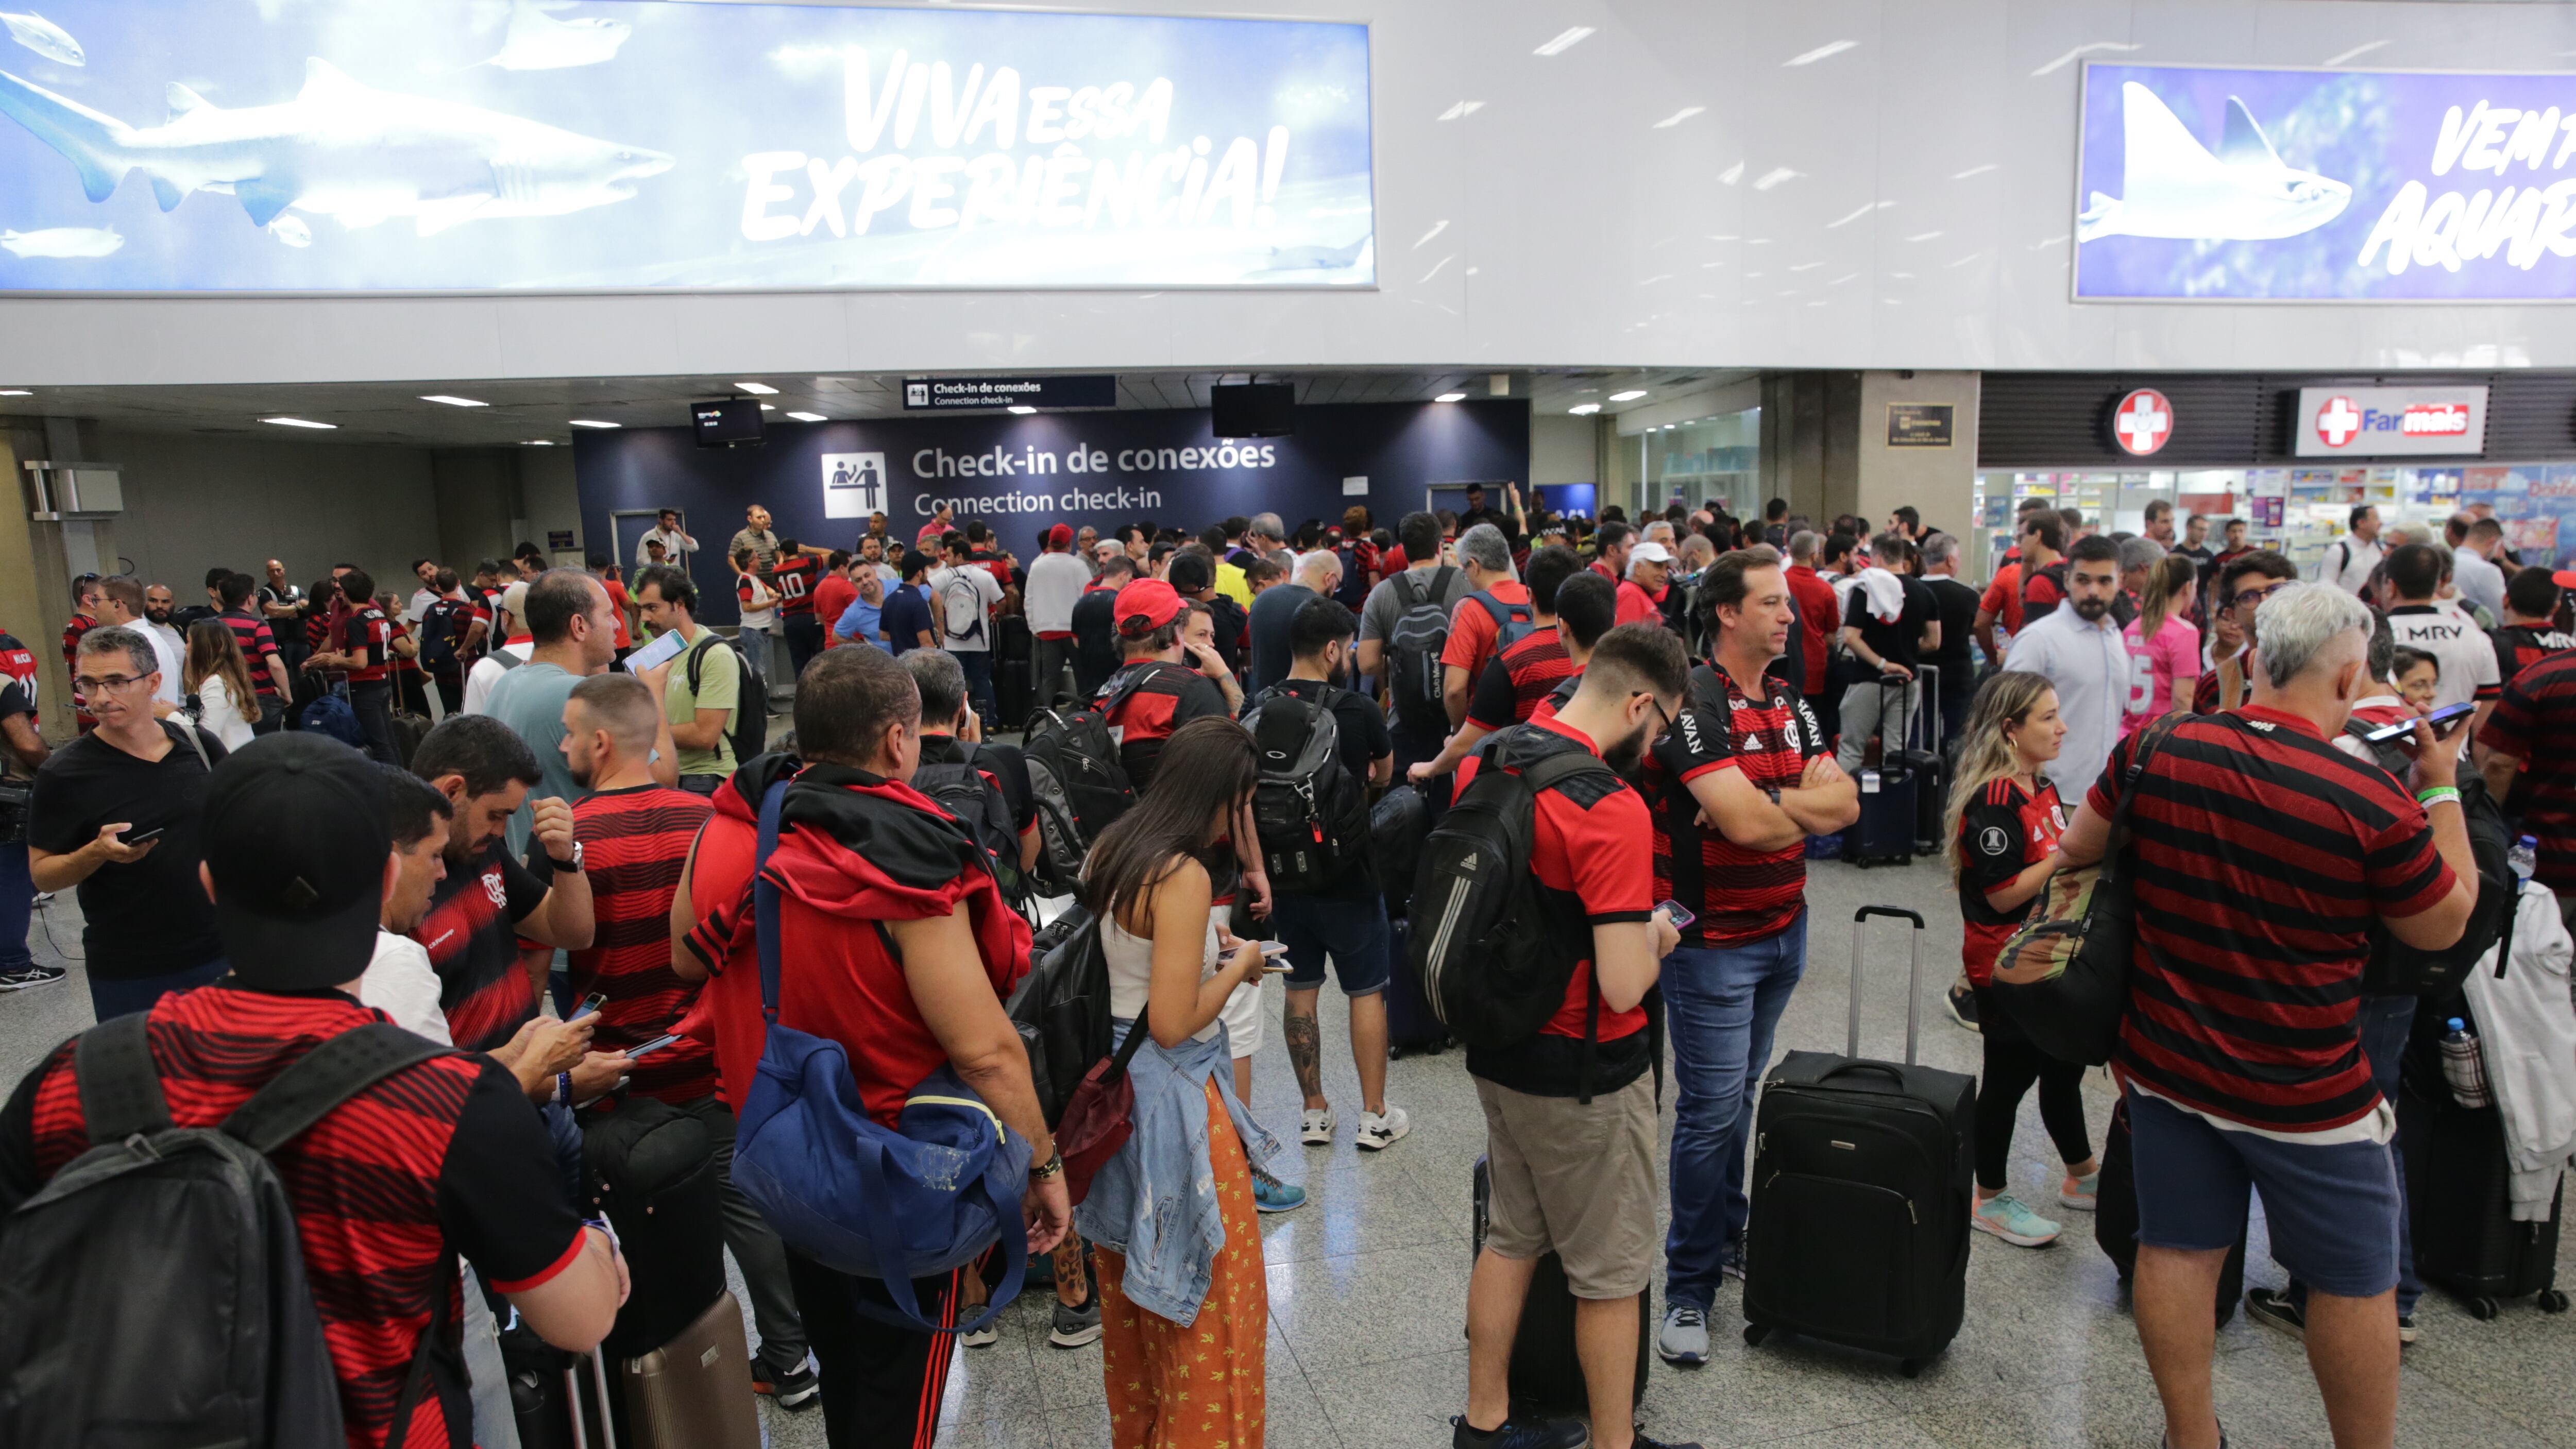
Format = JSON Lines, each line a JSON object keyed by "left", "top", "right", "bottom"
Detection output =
{"left": 1569, "top": 403, "right": 1602, "bottom": 415}
{"left": 420, "top": 394, "right": 487, "bottom": 408}
{"left": 1007, "top": 405, "right": 1037, "bottom": 415}
{"left": 0, "top": 388, "right": 30, "bottom": 396}
{"left": 522, "top": 439, "right": 557, "bottom": 447}
{"left": 263, "top": 416, "right": 335, "bottom": 429}
{"left": 759, "top": 403, "right": 776, "bottom": 411}
{"left": 568, "top": 419, "right": 620, "bottom": 429}
{"left": 1607, "top": 389, "right": 1648, "bottom": 402}
{"left": 1435, "top": 391, "right": 1467, "bottom": 403}
{"left": 735, "top": 382, "right": 778, "bottom": 395}
{"left": 785, "top": 411, "right": 827, "bottom": 422}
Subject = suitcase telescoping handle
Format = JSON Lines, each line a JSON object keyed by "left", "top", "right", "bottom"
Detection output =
{"left": 1850, "top": 906, "right": 1927, "bottom": 1066}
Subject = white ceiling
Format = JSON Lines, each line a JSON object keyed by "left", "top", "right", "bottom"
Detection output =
{"left": 0, "top": 367, "right": 1748, "bottom": 448}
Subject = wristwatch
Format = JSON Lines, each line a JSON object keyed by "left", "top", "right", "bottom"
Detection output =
{"left": 1030, "top": 1148, "right": 1066, "bottom": 1182}
{"left": 548, "top": 840, "right": 584, "bottom": 873}
{"left": 1764, "top": 786, "right": 1783, "bottom": 808}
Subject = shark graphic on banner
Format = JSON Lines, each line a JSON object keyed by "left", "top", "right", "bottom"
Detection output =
{"left": 2078, "top": 81, "right": 2350, "bottom": 243}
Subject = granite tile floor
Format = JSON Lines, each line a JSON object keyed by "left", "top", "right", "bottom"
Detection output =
{"left": 10, "top": 850, "right": 2573, "bottom": 1448}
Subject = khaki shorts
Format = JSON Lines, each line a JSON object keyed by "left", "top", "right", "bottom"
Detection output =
{"left": 1476, "top": 1073, "right": 1658, "bottom": 1300}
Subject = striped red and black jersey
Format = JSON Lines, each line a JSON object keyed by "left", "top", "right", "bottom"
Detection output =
{"left": 1467, "top": 627, "right": 1575, "bottom": 731}
{"left": 2094, "top": 706, "right": 2455, "bottom": 1134}
{"left": 2479, "top": 649, "right": 2576, "bottom": 890}
{"left": 418, "top": 598, "right": 482, "bottom": 672}
{"left": 336, "top": 605, "right": 398, "bottom": 684}
{"left": 1642, "top": 666, "right": 1827, "bottom": 948}
{"left": 772, "top": 555, "right": 820, "bottom": 617}
{"left": 0, "top": 628, "right": 36, "bottom": 726}
{"left": 568, "top": 786, "right": 716, "bottom": 1103}
{"left": 219, "top": 608, "right": 285, "bottom": 696}
{"left": 61, "top": 613, "right": 95, "bottom": 725}
{"left": 411, "top": 839, "right": 552, "bottom": 1052}
{"left": 2490, "top": 623, "right": 2576, "bottom": 686}
{"left": 0, "top": 986, "right": 585, "bottom": 1449}
{"left": 1955, "top": 776, "right": 2064, "bottom": 985}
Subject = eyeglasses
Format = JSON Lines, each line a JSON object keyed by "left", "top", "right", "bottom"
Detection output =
{"left": 74, "top": 673, "right": 152, "bottom": 693}
{"left": 2227, "top": 582, "right": 2292, "bottom": 610}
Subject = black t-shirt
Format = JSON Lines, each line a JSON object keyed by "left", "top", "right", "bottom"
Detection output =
{"left": 28, "top": 722, "right": 228, "bottom": 978}
{"left": 1924, "top": 577, "right": 1981, "bottom": 667}
{"left": 168, "top": 604, "right": 220, "bottom": 632}
{"left": 1261, "top": 677, "right": 1391, "bottom": 899}
{"left": 1842, "top": 575, "right": 1937, "bottom": 673}
{"left": 412, "top": 837, "right": 552, "bottom": 1052}
{"left": 1070, "top": 587, "right": 1123, "bottom": 695}
{"left": 1247, "top": 584, "right": 1317, "bottom": 694}
{"left": 1201, "top": 594, "right": 1249, "bottom": 677}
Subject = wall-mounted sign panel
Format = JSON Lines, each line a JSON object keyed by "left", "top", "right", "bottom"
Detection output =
{"left": 0, "top": 1, "right": 1375, "bottom": 294}
{"left": 1885, "top": 403, "right": 1954, "bottom": 448}
{"left": 903, "top": 376, "right": 1117, "bottom": 411}
{"left": 2076, "top": 64, "right": 2576, "bottom": 302}
{"left": 2292, "top": 385, "right": 2489, "bottom": 456}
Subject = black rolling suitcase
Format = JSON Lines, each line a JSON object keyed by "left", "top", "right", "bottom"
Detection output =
{"left": 1383, "top": 916, "right": 1450, "bottom": 1058}
{"left": 1472, "top": 1154, "right": 1649, "bottom": 1413}
{"left": 1742, "top": 907, "right": 1975, "bottom": 1375}
{"left": 2096, "top": 1096, "right": 2245, "bottom": 1325}
{"left": 2397, "top": 1070, "right": 2570, "bottom": 1319}
{"left": 580, "top": 1099, "right": 727, "bottom": 1362}
{"left": 993, "top": 616, "right": 1036, "bottom": 731}
{"left": 1844, "top": 677, "right": 1921, "bottom": 867}
{"left": 1903, "top": 670, "right": 1945, "bottom": 856}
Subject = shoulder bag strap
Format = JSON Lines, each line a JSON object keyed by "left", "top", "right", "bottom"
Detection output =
{"left": 2103, "top": 714, "right": 2181, "bottom": 866}
{"left": 222, "top": 1022, "right": 452, "bottom": 1154}
{"left": 378, "top": 1260, "right": 456, "bottom": 1449}
{"left": 1428, "top": 566, "right": 1457, "bottom": 605}
{"left": 754, "top": 779, "right": 792, "bottom": 1024}
{"left": 1104, "top": 1004, "right": 1153, "bottom": 1086}
{"left": 74, "top": 1012, "right": 171, "bottom": 1144}
{"left": 1520, "top": 747, "right": 1615, "bottom": 796}
{"left": 163, "top": 718, "right": 213, "bottom": 773}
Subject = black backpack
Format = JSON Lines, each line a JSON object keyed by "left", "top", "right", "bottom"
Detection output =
{"left": 1020, "top": 688, "right": 1146, "bottom": 893}
{"left": 2343, "top": 721, "right": 2515, "bottom": 998}
{"left": 912, "top": 741, "right": 1029, "bottom": 910}
{"left": 687, "top": 630, "right": 767, "bottom": 766}
{"left": 1244, "top": 684, "right": 1370, "bottom": 894}
{"left": 1385, "top": 567, "right": 1458, "bottom": 731}
{"left": 1405, "top": 730, "right": 1615, "bottom": 1055}
{"left": 2021, "top": 561, "right": 2069, "bottom": 624}
{"left": 1332, "top": 547, "right": 1370, "bottom": 609}
{"left": 1466, "top": 590, "right": 1538, "bottom": 654}
{"left": 0, "top": 1018, "right": 452, "bottom": 1449}
{"left": 1004, "top": 907, "right": 1112, "bottom": 1128}
{"left": 415, "top": 600, "right": 460, "bottom": 671}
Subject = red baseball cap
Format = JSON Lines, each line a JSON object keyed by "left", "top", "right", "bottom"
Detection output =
{"left": 1046, "top": 523, "right": 1074, "bottom": 549}
{"left": 1115, "top": 578, "right": 1183, "bottom": 636}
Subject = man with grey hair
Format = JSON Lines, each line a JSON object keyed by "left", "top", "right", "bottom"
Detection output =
{"left": 2054, "top": 580, "right": 2472, "bottom": 1449}
{"left": 2116, "top": 534, "right": 2166, "bottom": 629}
{"left": 1248, "top": 512, "right": 1295, "bottom": 571}
{"left": 1248, "top": 548, "right": 1341, "bottom": 692}
{"left": 1442, "top": 523, "right": 1530, "bottom": 729}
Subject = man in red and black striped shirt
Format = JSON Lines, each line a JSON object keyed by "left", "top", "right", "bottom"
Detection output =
{"left": 1409, "top": 554, "right": 1615, "bottom": 783}
{"left": 2480, "top": 646, "right": 2576, "bottom": 918}
{"left": 2056, "top": 584, "right": 2471, "bottom": 1449}
{"left": 0, "top": 732, "right": 624, "bottom": 1449}
{"left": 1640, "top": 551, "right": 1858, "bottom": 1351}
{"left": 61, "top": 574, "right": 100, "bottom": 730}
{"left": 559, "top": 675, "right": 817, "bottom": 1406}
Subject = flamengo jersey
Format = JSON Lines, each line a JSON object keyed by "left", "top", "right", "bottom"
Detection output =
{"left": 0, "top": 628, "right": 36, "bottom": 721}
{"left": 773, "top": 555, "right": 819, "bottom": 617}
{"left": 340, "top": 604, "right": 398, "bottom": 684}
{"left": 1956, "top": 776, "right": 2065, "bottom": 985}
{"left": 1643, "top": 666, "right": 1828, "bottom": 948}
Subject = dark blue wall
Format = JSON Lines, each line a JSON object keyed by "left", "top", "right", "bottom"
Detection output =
{"left": 576, "top": 399, "right": 1530, "bottom": 624}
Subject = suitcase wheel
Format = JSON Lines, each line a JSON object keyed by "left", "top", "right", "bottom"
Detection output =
{"left": 2468, "top": 1295, "right": 2501, "bottom": 1321}
{"left": 1741, "top": 1323, "right": 1770, "bottom": 1348}
{"left": 2539, "top": 1289, "right": 2570, "bottom": 1314}
{"left": 1899, "top": 1358, "right": 1924, "bottom": 1379}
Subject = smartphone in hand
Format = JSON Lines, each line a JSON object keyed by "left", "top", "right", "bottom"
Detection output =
{"left": 1653, "top": 898, "right": 1697, "bottom": 930}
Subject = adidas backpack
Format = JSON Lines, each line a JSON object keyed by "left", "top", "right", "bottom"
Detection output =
{"left": 1243, "top": 684, "right": 1370, "bottom": 894}
{"left": 1406, "top": 729, "right": 1615, "bottom": 1054}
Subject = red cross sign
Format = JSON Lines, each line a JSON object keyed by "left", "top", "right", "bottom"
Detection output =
{"left": 2112, "top": 388, "right": 2172, "bottom": 456}
{"left": 2315, "top": 395, "right": 2363, "bottom": 448}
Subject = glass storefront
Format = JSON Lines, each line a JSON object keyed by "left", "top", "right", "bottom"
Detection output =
{"left": 1971, "top": 462, "right": 2576, "bottom": 580}
{"left": 1630, "top": 406, "right": 1760, "bottom": 520}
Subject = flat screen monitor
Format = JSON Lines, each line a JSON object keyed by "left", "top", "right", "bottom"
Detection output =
{"left": 692, "top": 398, "right": 765, "bottom": 448}
{"left": 1211, "top": 382, "right": 1295, "bottom": 438}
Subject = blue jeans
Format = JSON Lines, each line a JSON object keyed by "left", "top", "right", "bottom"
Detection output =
{"left": 1661, "top": 912, "right": 1809, "bottom": 1311}
{"left": 0, "top": 843, "right": 31, "bottom": 972}
{"left": 88, "top": 954, "right": 230, "bottom": 1021}
{"left": 2289, "top": 993, "right": 2419, "bottom": 1315}
{"left": 955, "top": 649, "right": 997, "bottom": 723}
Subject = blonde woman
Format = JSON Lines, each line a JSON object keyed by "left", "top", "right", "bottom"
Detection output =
{"left": 182, "top": 618, "right": 259, "bottom": 749}
{"left": 2122, "top": 554, "right": 2200, "bottom": 736}
{"left": 1946, "top": 671, "right": 2098, "bottom": 1248}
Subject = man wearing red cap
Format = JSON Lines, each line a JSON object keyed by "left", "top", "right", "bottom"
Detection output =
{"left": 1093, "top": 578, "right": 1235, "bottom": 791}
{"left": 1026, "top": 523, "right": 1091, "bottom": 711}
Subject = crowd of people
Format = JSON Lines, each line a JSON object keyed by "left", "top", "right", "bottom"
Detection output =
{"left": 0, "top": 480, "right": 2569, "bottom": 1449}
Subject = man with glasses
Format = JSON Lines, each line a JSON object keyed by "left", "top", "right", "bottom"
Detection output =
{"left": 27, "top": 625, "right": 230, "bottom": 1018}
{"left": 2195, "top": 552, "right": 2301, "bottom": 714}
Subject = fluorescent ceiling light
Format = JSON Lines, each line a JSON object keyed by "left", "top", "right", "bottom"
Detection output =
{"left": 735, "top": 382, "right": 778, "bottom": 395}
{"left": 1435, "top": 392, "right": 1467, "bottom": 403}
{"left": 568, "top": 419, "right": 619, "bottom": 429}
{"left": 522, "top": 439, "right": 557, "bottom": 447}
{"left": 1784, "top": 39, "right": 1857, "bottom": 66}
{"left": 0, "top": 388, "right": 31, "bottom": 396}
{"left": 263, "top": 416, "right": 334, "bottom": 429}
{"left": 1006, "top": 405, "right": 1038, "bottom": 415}
{"left": 420, "top": 394, "right": 487, "bottom": 408}
{"left": 784, "top": 411, "right": 827, "bottom": 422}
{"left": 1607, "top": 389, "right": 1648, "bottom": 402}
{"left": 1568, "top": 403, "right": 1602, "bottom": 416}
{"left": 1533, "top": 26, "right": 1594, "bottom": 57}
{"left": 759, "top": 403, "right": 776, "bottom": 411}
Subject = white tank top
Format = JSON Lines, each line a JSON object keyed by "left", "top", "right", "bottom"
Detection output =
{"left": 1101, "top": 900, "right": 1224, "bottom": 1044}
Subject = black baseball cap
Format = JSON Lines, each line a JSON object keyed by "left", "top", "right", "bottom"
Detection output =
{"left": 201, "top": 732, "right": 391, "bottom": 991}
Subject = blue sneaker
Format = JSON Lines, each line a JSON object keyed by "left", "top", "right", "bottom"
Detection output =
{"left": 1971, "top": 1192, "right": 2061, "bottom": 1248}
{"left": 1250, "top": 1166, "right": 1307, "bottom": 1213}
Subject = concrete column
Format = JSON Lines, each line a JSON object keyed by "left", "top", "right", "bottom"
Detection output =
{"left": 0, "top": 433, "right": 87, "bottom": 745}
{"left": 1854, "top": 371, "right": 1980, "bottom": 541}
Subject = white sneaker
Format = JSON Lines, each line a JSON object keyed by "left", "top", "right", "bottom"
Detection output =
{"left": 1300, "top": 1108, "right": 1335, "bottom": 1146}
{"left": 1354, "top": 1106, "right": 1410, "bottom": 1151}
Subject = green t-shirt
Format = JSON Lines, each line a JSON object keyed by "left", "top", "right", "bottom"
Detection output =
{"left": 668, "top": 628, "right": 739, "bottom": 778}
{"left": 483, "top": 660, "right": 584, "bottom": 860}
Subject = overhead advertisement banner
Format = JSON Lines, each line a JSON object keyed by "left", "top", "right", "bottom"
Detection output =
{"left": 0, "top": 1, "right": 1375, "bottom": 293}
{"left": 2292, "top": 385, "right": 2489, "bottom": 457}
{"left": 2076, "top": 63, "right": 2576, "bottom": 301}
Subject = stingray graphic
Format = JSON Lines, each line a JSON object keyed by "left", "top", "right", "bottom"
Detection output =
{"left": 2078, "top": 81, "right": 2349, "bottom": 243}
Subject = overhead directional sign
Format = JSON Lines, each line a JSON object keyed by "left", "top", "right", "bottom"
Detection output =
{"left": 903, "top": 375, "right": 1118, "bottom": 411}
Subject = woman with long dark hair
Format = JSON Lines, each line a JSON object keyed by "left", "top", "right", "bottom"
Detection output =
{"left": 1073, "top": 716, "right": 1281, "bottom": 1449}
{"left": 1944, "top": 671, "right": 2098, "bottom": 1248}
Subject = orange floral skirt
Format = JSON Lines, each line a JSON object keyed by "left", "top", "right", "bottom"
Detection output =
{"left": 1095, "top": 1077, "right": 1267, "bottom": 1449}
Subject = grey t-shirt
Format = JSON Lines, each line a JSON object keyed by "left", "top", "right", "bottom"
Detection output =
{"left": 1358, "top": 564, "right": 1473, "bottom": 738}
{"left": 482, "top": 659, "right": 585, "bottom": 859}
